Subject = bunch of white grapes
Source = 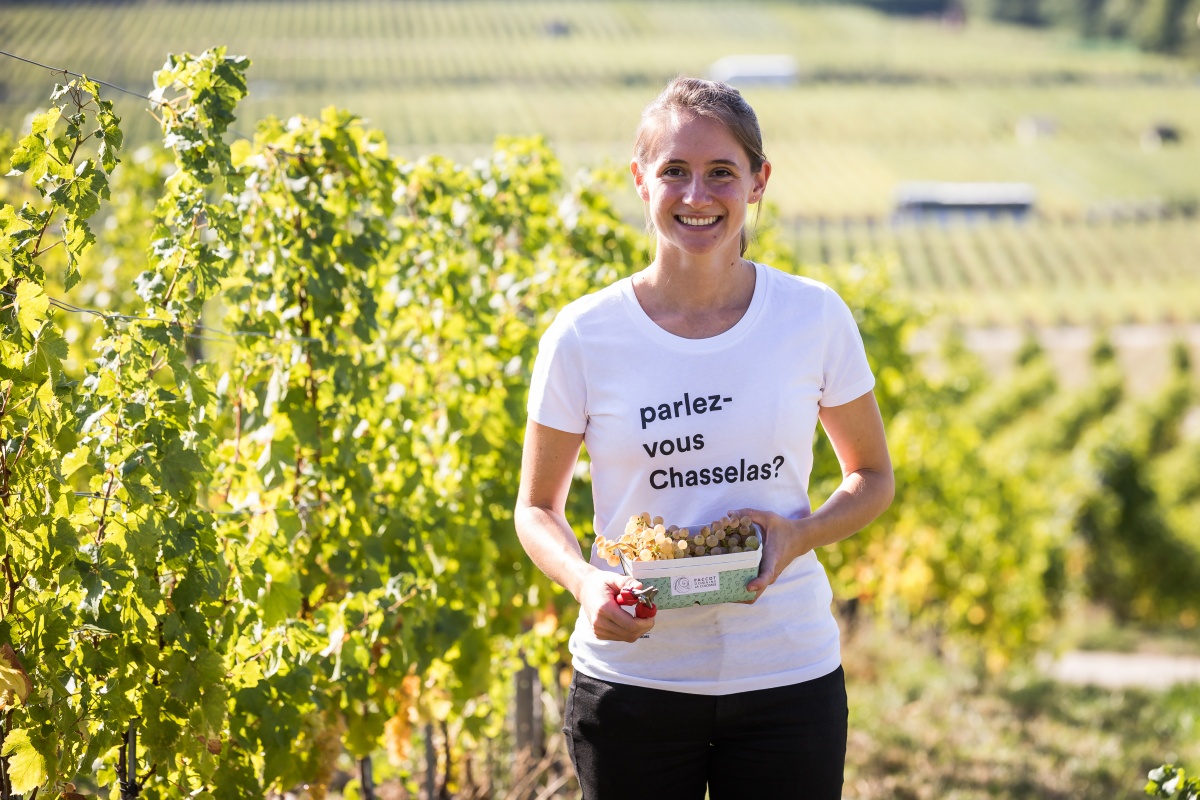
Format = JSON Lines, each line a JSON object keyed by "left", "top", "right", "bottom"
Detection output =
{"left": 596, "top": 512, "right": 761, "bottom": 566}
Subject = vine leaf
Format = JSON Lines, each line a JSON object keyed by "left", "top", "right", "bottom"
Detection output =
{"left": 0, "top": 644, "right": 33, "bottom": 708}
{"left": 61, "top": 444, "right": 91, "bottom": 479}
{"left": 0, "top": 728, "right": 48, "bottom": 794}
{"left": 13, "top": 279, "right": 49, "bottom": 334}
{"left": 95, "top": 101, "right": 123, "bottom": 173}
{"left": 7, "top": 107, "right": 61, "bottom": 185}
{"left": 260, "top": 556, "right": 301, "bottom": 626}
{"left": 28, "top": 325, "right": 69, "bottom": 378}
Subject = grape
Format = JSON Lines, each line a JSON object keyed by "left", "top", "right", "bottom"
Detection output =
{"left": 739, "top": 515, "right": 752, "bottom": 527}
{"left": 595, "top": 511, "right": 762, "bottom": 564}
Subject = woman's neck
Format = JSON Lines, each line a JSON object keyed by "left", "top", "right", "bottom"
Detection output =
{"left": 632, "top": 251, "right": 757, "bottom": 339}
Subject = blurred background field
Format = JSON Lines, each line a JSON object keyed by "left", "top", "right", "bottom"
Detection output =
{"left": 3, "top": 0, "right": 1200, "bottom": 333}
{"left": 5, "top": 0, "right": 1200, "bottom": 216}
{"left": 3, "top": 2, "right": 1200, "bottom": 798}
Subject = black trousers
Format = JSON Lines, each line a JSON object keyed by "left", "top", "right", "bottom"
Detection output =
{"left": 564, "top": 666, "right": 848, "bottom": 800}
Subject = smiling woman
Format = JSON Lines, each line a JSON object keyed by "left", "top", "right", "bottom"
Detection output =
{"left": 514, "top": 76, "right": 894, "bottom": 799}
{"left": 631, "top": 111, "right": 767, "bottom": 298}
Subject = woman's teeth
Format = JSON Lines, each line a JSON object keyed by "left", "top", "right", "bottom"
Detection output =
{"left": 678, "top": 216, "right": 718, "bottom": 226}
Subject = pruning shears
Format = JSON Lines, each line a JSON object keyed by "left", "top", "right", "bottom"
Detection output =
{"left": 616, "top": 585, "right": 658, "bottom": 618}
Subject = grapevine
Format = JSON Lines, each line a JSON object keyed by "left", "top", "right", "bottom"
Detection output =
{"left": 1, "top": 72, "right": 130, "bottom": 800}
{"left": 2, "top": 44, "right": 654, "bottom": 797}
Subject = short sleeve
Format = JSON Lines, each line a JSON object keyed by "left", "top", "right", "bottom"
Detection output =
{"left": 527, "top": 313, "right": 588, "bottom": 434}
{"left": 819, "top": 288, "right": 876, "bottom": 407}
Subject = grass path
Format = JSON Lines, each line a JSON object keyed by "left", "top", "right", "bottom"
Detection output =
{"left": 1049, "top": 650, "right": 1200, "bottom": 689}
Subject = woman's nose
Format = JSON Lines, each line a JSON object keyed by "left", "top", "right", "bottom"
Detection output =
{"left": 682, "top": 176, "right": 711, "bottom": 206}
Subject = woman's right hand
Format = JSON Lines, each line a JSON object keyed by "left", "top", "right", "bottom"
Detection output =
{"left": 513, "top": 421, "right": 654, "bottom": 642}
{"left": 577, "top": 569, "right": 656, "bottom": 643}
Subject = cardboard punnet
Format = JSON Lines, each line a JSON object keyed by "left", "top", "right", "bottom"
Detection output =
{"left": 617, "top": 543, "right": 762, "bottom": 609}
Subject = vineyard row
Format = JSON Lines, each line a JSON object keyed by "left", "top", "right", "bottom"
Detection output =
{"left": 784, "top": 214, "right": 1200, "bottom": 325}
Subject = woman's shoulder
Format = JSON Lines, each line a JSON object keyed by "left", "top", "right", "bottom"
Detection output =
{"left": 550, "top": 277, "right": 630, "bottom": 326}
{"left": 758, "top": 263, "right": 839, "bottom": 302}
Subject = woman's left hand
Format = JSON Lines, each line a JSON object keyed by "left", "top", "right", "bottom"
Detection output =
{"left": 732, "top": 507, "right": 812, "bottom": 602}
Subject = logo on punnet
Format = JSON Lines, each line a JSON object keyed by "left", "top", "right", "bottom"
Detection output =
{"left": 672, "top": 574, "right": 719, "bottom": 596}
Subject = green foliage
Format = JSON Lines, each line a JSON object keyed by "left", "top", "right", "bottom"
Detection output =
{"left": 1148, "top": 764, "right": 1200, "bottom": 799}
{"left": 1068, "top": 354, "right": 1200, "bottom": 623}
{"left": 985, "top": 0, "right": 1049, "bottom": 25}
{"left": 970, "top": 339, "right": 1059, "bottom": 437}
{"left": 802, "top": 251, "right": 1198, "bottom": 670}
{"left": 1131, "top": 0, "right": 1193, "bottom": 52}
{"left": 984, "top": 0, "right": 1197, "bottom": 53}
{"left": 1, "top": 49, "right": 647, "bottom": 799}
{"left": 1, "top": 74, "right": 129, "bottom": 800}
{"left": 796, "top": 260, "right": 1068, "bottom": 672}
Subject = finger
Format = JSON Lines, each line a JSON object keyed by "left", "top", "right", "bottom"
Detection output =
{"left": 595, "top": 603, "right": 652, "bottom": 640}
{"left": 746, "top": 551, "right": 779, "bottom": 593}
{"left": 597, "top": 618, "right": 653, "bottom": 642}
{"left": 629, "top": 617, "right": 655, "bottom": 639}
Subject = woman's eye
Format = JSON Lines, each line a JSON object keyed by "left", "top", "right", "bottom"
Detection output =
{"left": 663, "top": 167, "right": 684, "bottom": 177}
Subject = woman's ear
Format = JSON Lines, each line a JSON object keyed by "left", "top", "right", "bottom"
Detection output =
{"left": 750, "top": 161, "right": 772, "bottom": 204}
{"left": 631, "top": 158, "right": 650, "bottom": 202}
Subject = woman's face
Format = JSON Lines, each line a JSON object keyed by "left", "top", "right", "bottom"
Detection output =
{"left": 632, "top": 110, "right": 770, "bottom": 261}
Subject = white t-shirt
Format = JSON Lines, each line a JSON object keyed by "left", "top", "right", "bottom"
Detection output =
{"left": 527, "top": 261, "right": 875, "bottom": 695}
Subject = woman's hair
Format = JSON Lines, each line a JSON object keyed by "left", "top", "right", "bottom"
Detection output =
{"left": 634, "top": 77, "right": 768, "bottom": 255}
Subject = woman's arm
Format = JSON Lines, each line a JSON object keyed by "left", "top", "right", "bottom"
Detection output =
{"left": 515, "top": 420, "right": 655, "bottom": 642}
{"left": 739, "top": 390, "right": 894, "bottom": 598}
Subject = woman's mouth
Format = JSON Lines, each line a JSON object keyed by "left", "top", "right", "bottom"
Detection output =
{"left": 676, "top": 215, "right": 719, "bottom": 227}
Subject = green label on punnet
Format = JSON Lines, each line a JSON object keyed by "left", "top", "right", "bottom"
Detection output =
{"left": 639, "top": 567, "right": 758, "bottom": 608}
{"left": 619, "top": 549, "right": 761, "bottom": 608}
